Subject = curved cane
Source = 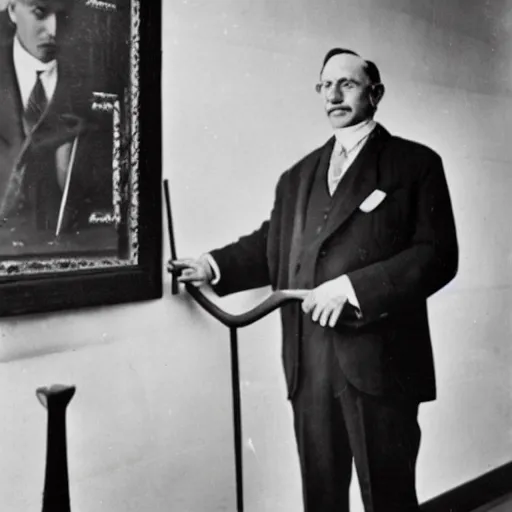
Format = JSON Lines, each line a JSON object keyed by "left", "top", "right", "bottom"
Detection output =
{"left": 184, "top": 284, "right": 308, "bottom": 328}
{"left": 163, "top": 180, "right": 305, "bottom": 512}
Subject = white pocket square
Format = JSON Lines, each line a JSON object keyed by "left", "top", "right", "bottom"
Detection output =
{"left": 359, "top": 189, "right": 387, "bottom": 213}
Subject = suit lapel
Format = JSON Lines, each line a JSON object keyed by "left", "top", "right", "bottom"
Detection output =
{"left": 30, "top": 71, "right": 80, "bottom": 151}
{"left": 287, "top": 137, "right": 334, "bottom": 287}
{"left": 0, "top": 42, "right": 24, "bottom": 148}
{"left": 318, "top": 124, "right": 391, "bottom": 243}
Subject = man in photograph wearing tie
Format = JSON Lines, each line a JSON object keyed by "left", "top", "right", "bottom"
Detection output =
{"left": 169, "top": 49, "right": 459, "bottom": 511}
{"left": 0, "top": 0, "right": 90, "bottom": 241}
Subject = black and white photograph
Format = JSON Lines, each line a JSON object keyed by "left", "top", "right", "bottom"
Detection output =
{"left": 0, "top": 2, "right": 511, "bottom": 512}
{"left": 0, "top": 0, "right": 130, "bottom": 261}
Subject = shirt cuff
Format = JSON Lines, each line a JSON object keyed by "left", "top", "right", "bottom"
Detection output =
{"left": 201, "top": 253, "right": 221, "bottom": 285}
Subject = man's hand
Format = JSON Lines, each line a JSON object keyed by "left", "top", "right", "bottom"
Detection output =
{"left": 302, "top": 275, "right": 356, "bottom": 327}
{"left": 166, "top": 256, "right": 214, "bottom": 288}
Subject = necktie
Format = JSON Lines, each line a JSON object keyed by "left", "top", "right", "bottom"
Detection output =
{"left": 328, "top": 145, "right": 347, "bottom": 196}
{"left": 0, "top": 72, "right": 48, "bottom": 220}
{"left": 24, "top": 70, "right": 48, "bottom": 132}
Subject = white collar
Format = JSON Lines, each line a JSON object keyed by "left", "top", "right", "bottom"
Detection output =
{"left": 13, "top": 35, "right": 57, "bottom": 76}
{"left": 333, "top": 118, "right": 377, "bottom": 153}
{"left": 13, "top": 35, "right": 58, "bottom": 110}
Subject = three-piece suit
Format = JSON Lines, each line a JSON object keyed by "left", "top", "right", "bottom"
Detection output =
{"left": 209, "top": 123, "right": 458, "bottom": 511}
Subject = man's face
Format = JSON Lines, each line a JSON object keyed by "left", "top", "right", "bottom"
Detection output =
{"left": 9, "top": 0, "right": 72, "bottom": 63}
{"left": 319, "top": 53, "right": 375, "bottom": 129}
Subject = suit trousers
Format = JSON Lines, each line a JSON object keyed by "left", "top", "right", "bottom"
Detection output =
{"left": 291, "top": 324, "right": 421, "bottom": 512}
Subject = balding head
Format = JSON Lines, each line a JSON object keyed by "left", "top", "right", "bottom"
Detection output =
{"left": 319, "top": 48, "right": 381, "bottom": 85}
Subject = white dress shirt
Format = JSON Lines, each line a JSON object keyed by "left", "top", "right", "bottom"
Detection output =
{"left": 13, "top": 35, "right": 58, "bottom": 112}
{"left": 328, "top": 118, "right": 376, "bottom": 195}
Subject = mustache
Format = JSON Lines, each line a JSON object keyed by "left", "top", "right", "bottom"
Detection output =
{"left": 327, "top": 105, "right": 352, "bottom": 115}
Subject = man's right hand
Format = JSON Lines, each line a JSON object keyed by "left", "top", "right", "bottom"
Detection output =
{"left": 166, "top": 257, "right": 214, "bottom": 288}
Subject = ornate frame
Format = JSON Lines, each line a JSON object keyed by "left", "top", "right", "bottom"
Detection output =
{"left": 0, "top": 0, "right": 162, "bottom": 316}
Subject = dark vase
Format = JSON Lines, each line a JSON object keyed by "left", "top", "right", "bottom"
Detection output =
{"left": 36, "top": 384, "right": 76, "bottom": 512}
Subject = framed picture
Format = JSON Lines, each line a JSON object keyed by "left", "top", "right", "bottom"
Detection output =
{"left": 0, "top": 0, "right": 162, "bottom": 316}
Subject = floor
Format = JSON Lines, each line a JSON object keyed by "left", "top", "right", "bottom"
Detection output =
{"left": 473, "top": 494, "right": 512, "bottom": 512}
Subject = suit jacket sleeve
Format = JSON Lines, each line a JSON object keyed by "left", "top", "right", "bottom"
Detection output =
{"left": 346, "top": 152, "right": 458, "bottom": 323}
{"left": 209, "top": 220, "right": 270, "bottom": 297}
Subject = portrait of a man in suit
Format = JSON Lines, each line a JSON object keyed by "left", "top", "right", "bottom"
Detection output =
{"left": 0, "top": 0, "right": 117, "bottom": 258}
{"left": 170, "top": 48, "right": 459, "bottom": 511}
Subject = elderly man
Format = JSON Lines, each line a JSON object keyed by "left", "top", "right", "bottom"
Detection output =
{"left": 170, "top": 48, "right": 458, "bottom": 511}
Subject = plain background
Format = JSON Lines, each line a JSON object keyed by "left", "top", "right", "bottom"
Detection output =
{"left": 0, "top": 1, "right": 511, "bottom": 511}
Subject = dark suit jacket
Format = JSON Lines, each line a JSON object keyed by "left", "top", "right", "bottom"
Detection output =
{"left": 210, "top": 124, "right": 458, "bottom": 402}
{"left": 0, "top": 28, "right": 113, "bottom": 235}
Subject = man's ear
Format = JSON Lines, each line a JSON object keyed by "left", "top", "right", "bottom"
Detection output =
{"left": 7, "top": 2, "right": 17, "bottom": 25}
{"left": 369, "top": 83, "right": 385, "bottom": 108}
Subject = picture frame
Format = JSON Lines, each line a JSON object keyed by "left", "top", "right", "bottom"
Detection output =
{"left": 0, "top": 0, "right": 162, "bottom": 316}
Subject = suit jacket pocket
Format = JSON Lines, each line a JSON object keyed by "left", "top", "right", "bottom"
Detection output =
{"left": 355, "top": 187, "right": 412, "bottom": 254}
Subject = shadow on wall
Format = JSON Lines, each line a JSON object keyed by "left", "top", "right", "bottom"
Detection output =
{"left": 376, "top": 0, "right": 511, "bottom": 43}
{"left": 479, "top": 0, "right": 512, "bottom": 91}
{"left": 369, "top": 0, "right": 512, "bottom": 95}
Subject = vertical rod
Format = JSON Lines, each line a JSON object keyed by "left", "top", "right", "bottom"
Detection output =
{"left": 230, "top": 327, "right": 244, "bottom": 512}
{"left": 163, "top": 179, "right": 179, "bottom": 295}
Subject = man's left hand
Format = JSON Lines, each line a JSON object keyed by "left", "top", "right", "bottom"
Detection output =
{"left": 302, "top": 275, "right": 354, "bottom": 327}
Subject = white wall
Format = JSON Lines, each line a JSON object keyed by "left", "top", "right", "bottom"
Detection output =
{"left": 0, "top": 1, "right": 511, "bottom": 511}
